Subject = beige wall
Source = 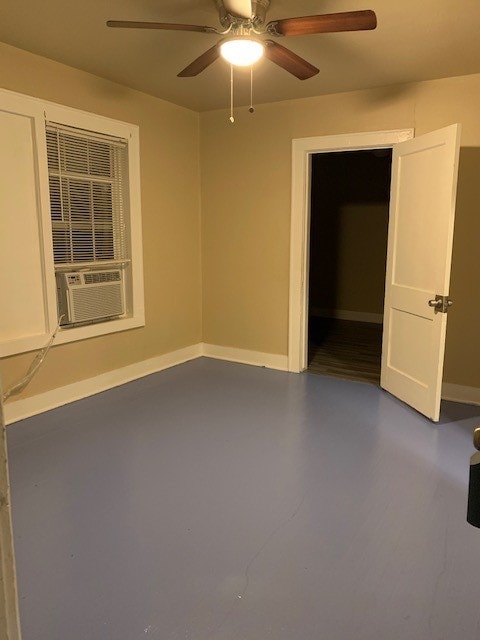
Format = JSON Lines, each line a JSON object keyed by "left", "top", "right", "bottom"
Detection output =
{"left": 309, "top": 202, "right": 389, "bottom": 316}
{"left": 0, "top": 42, "right": 202, "bottom": 398}
{"left": 200, "top": 73, "right": 480, "bottom": 388}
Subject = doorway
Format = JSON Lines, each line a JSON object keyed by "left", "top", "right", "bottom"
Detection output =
{"left": 307, "top": 149, "right": 392, "bottom": 384}
{"left": 289, "top": 126, "right": 461, "bottom": 421}
{"left": 288, "top": 129, "right": 414, "bottom": 374}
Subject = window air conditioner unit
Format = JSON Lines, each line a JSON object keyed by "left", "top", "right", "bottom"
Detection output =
{"left": 56, "top": 270, "right": 125, "bottom": 326}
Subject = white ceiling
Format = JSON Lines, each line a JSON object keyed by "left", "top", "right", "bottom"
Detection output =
{"left": 1, "top": 0, "right": 480, "bottom": 112}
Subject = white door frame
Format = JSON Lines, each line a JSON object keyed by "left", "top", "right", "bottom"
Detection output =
{"left": 288, "top": 129, "right": 414, "bottom": 373}
{"left": 0, "top": 375, "right": 22, "bottom": 640}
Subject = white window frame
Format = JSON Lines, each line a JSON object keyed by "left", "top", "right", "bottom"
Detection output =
{"left": 45, "top": 122, "right": 130, "bottom": 268}
{"left": 0, "top": 89, "right": 145, "bottom": 357}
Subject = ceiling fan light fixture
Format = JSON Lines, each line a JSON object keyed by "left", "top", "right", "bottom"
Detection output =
{"left": 220, "top": 37, "right": 265, "bottom": 67}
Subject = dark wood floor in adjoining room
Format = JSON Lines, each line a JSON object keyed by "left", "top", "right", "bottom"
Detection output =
{"left": 308, "top": 317, "right": 383, "bottom": 384}
{"left": 6, "top": 358, "right": 480, "bottom": 640}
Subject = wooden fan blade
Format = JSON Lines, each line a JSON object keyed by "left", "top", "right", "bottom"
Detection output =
{"left": 106, "top": 20, "right": 213, "bottom": 33}
{"left": 268, "top": 10, "right": 377, "bottom": 37}
{"left": 178, "top": 45, "right": 220, "bottom": 77}
{"left": 264, "top": 41, "right": 319, "bottom": 80}
{"left": 223, "top": 0, "right": 253, "bottom": 19}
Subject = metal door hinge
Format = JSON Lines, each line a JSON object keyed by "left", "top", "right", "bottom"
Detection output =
{"left": 428, "top": 295, "right": 453, "bottom": 314}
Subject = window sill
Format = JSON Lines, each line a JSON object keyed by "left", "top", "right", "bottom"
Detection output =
{"left": 0, "top": 313, "right": 145, "bottom": 358}
{"left": 54, "top": 313, "right": 145, "bottom": 347}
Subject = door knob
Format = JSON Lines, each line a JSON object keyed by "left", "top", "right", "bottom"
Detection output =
{"left": 428, "top": 295, "right": 453, "bottom": 313}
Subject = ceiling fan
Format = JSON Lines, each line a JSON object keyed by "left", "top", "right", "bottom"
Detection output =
{"left": 107, "top": 0, "right": 377, "bottom": 80}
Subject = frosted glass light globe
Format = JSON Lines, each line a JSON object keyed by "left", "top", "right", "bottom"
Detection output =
{"left": 220, "top": 38, "right": 264, "bottom": 67}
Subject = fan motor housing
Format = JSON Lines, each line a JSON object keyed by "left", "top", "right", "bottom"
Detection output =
{"left": 252, "top": 0, "right": 270, "bottom": 25}
{"left": 215, "top": 0, "right": 270, "bottom": 27}
{"left": 214, "top": 0, "right": 229, "bottom": 26}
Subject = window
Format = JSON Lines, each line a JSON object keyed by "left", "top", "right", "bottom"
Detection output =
{"left": 0, "top": 88, "right": 144, "bottom": 357}
{"left": 46, "top": 123, "right": 129, "bottom": 268}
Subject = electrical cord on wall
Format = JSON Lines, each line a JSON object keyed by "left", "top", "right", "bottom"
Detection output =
{"left": 2, "top": 316, "right": 64, "bottom": 403}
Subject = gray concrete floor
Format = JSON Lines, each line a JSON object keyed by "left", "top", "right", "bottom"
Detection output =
{"left": 6, "top": 358, "right": 480, "bottom": 640}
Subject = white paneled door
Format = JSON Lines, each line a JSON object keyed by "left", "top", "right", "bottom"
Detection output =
{"left": 381, "top": 124, "right": 461, "bottom": 421}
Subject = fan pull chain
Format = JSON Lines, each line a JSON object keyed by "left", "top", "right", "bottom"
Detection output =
{"left": 229, "top": 64, "right": 235, "bottom": 124}
{"left": 249, "top": 66, "right": 255, "bottom": 114}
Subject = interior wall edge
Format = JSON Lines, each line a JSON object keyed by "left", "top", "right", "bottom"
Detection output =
{"left": 202, "top": 343, "right": 289, "bottom": 371}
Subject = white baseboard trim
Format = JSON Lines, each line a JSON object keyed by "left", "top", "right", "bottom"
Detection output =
{"left": 4, "top": 343, "right": 290, "bottom": 424}
{"left": 4, "top": 343, "right": 203, "bottom": 425}
{"left": 5, "top": 341, "right": 478, "bottom": 423}
{"left": 202, "top": 343, "right": 289, "bottom": 372}
{"left": 442, "top": 383, "right": 480, "bottom": 406}
{"left": 310, "top": 308, "right": 383, "bottom": 324}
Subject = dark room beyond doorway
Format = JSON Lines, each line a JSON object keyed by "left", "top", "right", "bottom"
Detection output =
{"left": 308, "top": 149, "right": 393, "bottom": 384}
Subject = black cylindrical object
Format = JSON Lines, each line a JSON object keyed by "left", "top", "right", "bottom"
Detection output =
{"left": 467, "top": 453, "right": 480, "bottom": 527}
{"left": 467, "top": 428, "right": 480, "bottom": 528}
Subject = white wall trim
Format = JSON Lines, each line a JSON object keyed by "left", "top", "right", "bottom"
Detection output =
{"left": 4, "top": 343, "right": 291, "bottom": 424}
{"left": 202, "top": 343, "right": 288, "bottom": 371}
{"left": 4, "top": 344, "right": 203, "bottom": 425}
{"left": 310, "top": 308, "right": 384, "bottom": 324}
{"left": 288, "top": 128, "right": 415, "bottom": 373}
{"left": 442, "top": 383, "right": 480, "bottom": 406}
{"left": 13, "top": 337, "right": 476, "bottom": 425}
{"left": 4, "top": 341, "right": 478, "bottom": 424}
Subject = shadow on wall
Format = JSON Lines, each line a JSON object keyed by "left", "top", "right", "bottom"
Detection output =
{"left": 444, "top": 147, "right": 480, "bottom": 388}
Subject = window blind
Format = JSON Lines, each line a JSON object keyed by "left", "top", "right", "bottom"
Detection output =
{"left": 46, "top": 122, "right": 129, "bottom": 267}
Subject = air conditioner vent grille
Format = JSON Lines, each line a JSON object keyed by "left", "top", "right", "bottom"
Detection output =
{"left": 84, "top": 271, "right": 121, "bottom": 284}
{"left": 71, "top": 283, "right": 124, "bottom": 323}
